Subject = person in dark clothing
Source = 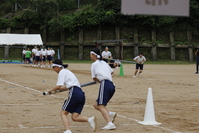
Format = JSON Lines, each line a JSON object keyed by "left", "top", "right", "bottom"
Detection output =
{"left": 195, "top": 49, "right": 199, "bottom": 74}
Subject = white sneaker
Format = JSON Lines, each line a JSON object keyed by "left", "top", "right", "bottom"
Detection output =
{"left": 88, "top": 116, "right": 97, "bottom": 131}
{"left": 110, "top": 112, "right": 117, "bottom": 123}
{"left": 63, "top": 130, "right": 72, "bottom": 133}
{"left": 133, "top": 76, "right": 136, "bottom": 78}
{"left": 101, "top": 124, "right": 116, "bottom": 130}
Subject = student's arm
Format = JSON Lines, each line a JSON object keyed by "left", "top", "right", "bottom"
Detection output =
{"left": 46, "top": 85, "right": 61, "bottom": 95}
{"left": 93, "top": 78, "right": 100, "bottom": 83}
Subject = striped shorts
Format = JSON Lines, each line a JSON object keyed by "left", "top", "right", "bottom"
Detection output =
{"left": 62, "top": 86, "right": 85, "bottom": 114}
{"left": 96, "top": 80, "right": 115, "bottom": 106}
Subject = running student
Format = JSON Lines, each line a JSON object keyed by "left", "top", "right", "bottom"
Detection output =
{"left": 133, "top": 53, "right": 146, "bottom": 78}
{"left": 90, "top": 48, "right": 117, "bottom": 130}
{"left": 46, "top": 59, "right": 97, "bottom": 133}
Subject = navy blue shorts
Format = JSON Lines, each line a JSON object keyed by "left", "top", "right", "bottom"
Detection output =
{"left": 22, "top": 55, "right": 25, "bottom": 60}
{"left": 97, "top": 80, "right": 115, "bottom": 106}
{"left": 47, "top": 55, "right": 52, "bottom": 61}
{"left": 62, "top": 86, "right": 85, "bottom": 114}
{"left": 35, "top": 56, "right": 41, "bottom": 61}
{"left": 136, "top": 63, "right": 144, "bottom": 70}
{"left": 41, "top": 56, "right": 46, "bottom": 61}
{"left": 25, "top": 57, "right": 30, "bottom": 62}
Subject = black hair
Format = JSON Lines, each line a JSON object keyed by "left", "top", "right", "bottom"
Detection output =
{"left": 52, "top": 59, "right": 68, "bottom": 68}
{"left": 91, "top": 48, "right": 102, "bottom": 60}
{"left": 139, "top": 53, "right": 143, "bottom": 55}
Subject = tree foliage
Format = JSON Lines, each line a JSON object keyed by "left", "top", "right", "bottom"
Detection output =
{"left": 0, "top": 0, "right": 199, "bottom": 34}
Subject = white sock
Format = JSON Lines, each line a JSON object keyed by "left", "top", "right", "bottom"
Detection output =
{"left": 65, "top": 130, "right": 72, "bottom": 133}
{"left": 108, "top": 122, "right": 114, "bottom": 125}
{"left": 88, "top": 117, "right": 92, "bottom": 122}
{"left": 109, "top": 111, "right": 112, "bottom": 115}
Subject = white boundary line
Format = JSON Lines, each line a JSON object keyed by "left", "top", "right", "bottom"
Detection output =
{"left": 0, "top": 124, "right": 138, "bottom": 130}
{"left": 0, "top": 78, "right": 181, "bottom": 133}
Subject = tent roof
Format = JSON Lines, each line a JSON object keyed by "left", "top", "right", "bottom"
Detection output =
{"left": 0, "top": 34, "right": 43, "bottom": 45}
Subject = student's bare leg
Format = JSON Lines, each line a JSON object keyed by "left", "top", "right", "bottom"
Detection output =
{"left": 134, "top": 69, "right": 138, "bottom": 76}
{"left": 60, "top": 109, "right": 70, "bottom": 130}
{"left": 139, "top": 70, "right": 143, "bottom": 74}
{"left": 71, "top": 113, "right": 88, "bottom": 122}
{"left": 94, "top": 102, "right": 110, "bottom": 123}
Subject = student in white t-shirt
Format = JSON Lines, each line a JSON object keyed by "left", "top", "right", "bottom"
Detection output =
{"left": 32, "top": 46, "right": 37, "bottom": 66}
{"left": 22, "top": 48, "right": 26, "bottom": 64}
{"left": 46, "top": 59, "right": 97, "bottom": 133}
{"left": 41, "top": 48, "right": 47, "bottom": 67}
{"left": 35, "top": 48, "right": 42, "bottom": 67}
{"left": 133, "top": 53, "right": 146, "bottom": 78}
{"left": 46, "top": 47, "right": 52, "bottom": 67}
{"left": 90, "top": 48, "right": 117, "bottom": 130}
{"left": 50, "top": 47, "right": 55, "bottom": 60}
{"left": 101, "top": 47, "right": 112, "bottom": 63}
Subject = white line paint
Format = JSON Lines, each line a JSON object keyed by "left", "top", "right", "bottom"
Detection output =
{"left": 0, "top": 124, "right": 138, "bottom": 130}
{"left": 0, "top": 103, "right": 47, "bottom": 106}
{"left": 0, "top": 78, "right": 181, "bottom": 133}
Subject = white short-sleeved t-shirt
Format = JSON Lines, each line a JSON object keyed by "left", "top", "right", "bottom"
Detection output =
{"left": 41, "top": 50, "right": 47, "bottom": 56}
{"left": 56, "top": 69, "right": 80, "bottom": 89}
{"left": 47, "top": 50, "right": 51, "bottom": 55}
{"left": 102, "top": 51, "right": 112, "bottom": 58}
{"left": 51, "top": 50, "right": 55, "bottom": 55}
{"left": 22, "top": 50, "right": 26, "bottom": 54}
{"left": 35, "top": 50, "right": 41, "bottom": 56}
{"left": 134, "top": 56, "right": 146, "bottom": 62}
{"left": 91, "top": 60, "right": 113, "bottom": 82}
{"left": 32, "top": 48, "right": 37, "bottom": 54}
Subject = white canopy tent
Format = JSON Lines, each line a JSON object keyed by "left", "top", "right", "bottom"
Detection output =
{"left": 0, "top": 33, "right": 43, "bottom": 45}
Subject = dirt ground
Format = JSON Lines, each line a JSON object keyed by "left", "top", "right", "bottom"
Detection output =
{"left": 0, "top": 63, "right": 198, "bottom": 133}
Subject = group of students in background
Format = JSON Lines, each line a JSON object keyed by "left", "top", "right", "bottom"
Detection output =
{"left": 22, "top": 46, "right": 55, "bottom": 67}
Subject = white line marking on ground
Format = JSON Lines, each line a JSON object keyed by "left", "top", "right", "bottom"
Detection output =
{"left": 0, "top": 103, "right": 46, "bottom": 106}
{"left": 0, "top": 124, "right": 138, "bottom": 130}
{"left": 0, "top": 78, "right": 181, "bottom": 133}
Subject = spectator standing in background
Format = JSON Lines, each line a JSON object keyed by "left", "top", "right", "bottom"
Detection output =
{"left": 195, "top": 49, "right": 199, "bottom": 74}
{"left": 22, "top": 48, "right": 26, "bottom": 65}
{"left": 50, "top": 47, "right": 55, "bottom": 61}
{"left": 25, "top": 48, "right": 31, "bottom": 66}
{"left": 32, "top": 46, "right": 37, "bottom": 67}
{"left": 41, "top": 48, "right": 47, "bottom": 67}
{"left": 47, "top": 47, "right": 53, "bottom": 67}
{"left": 102, "top": 47, "right": 112, "bottom": 63}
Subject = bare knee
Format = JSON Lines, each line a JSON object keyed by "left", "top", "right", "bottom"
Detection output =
{"left": 71, "top": 115, "right": 78, "bottom": 122}
{"left": 60, "top": 110, "right": 68, "bottom": 117}
{"left": 93, "top": 103, "right": 99, "bottom": 110}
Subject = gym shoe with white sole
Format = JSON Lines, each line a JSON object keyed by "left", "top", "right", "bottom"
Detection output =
{"left": 110, "top": 112, "right": 117, "bottom": 123}
{"left": 63, "top": 130, "right": 72, "bottom": 133}
{"left": 133, "top": 76, "right": 136, "bottom": 78}
{"left": 88, "top": 116, "right": 97, "bottom": 132}
{"left": 101, "top": 124, "right": 116, "bottom": 130}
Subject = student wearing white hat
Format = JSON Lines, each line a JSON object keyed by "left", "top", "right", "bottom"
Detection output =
{"left": 90, "top": 48, "right": 117, "bottom": 130}
{"left": 46, "top": 59, "right": 97, "bottom": 133}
